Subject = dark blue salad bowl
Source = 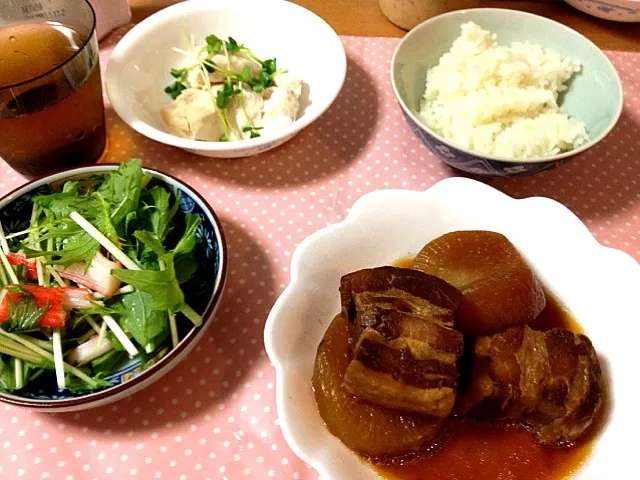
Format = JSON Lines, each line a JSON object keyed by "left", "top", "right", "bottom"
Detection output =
{"left": 0, "top": 164, "right": 227, "bottom": 411}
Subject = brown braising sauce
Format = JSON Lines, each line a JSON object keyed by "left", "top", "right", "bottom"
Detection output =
{"left": 393, "top": 256, "right": 416, "bottom": 269}
{"left": 369, "top": 259, "right": 607, "bottom": 480}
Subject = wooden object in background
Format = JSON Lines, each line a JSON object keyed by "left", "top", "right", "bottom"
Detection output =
{"left": 128, "top": 0, "right": 640, "bottom": 51}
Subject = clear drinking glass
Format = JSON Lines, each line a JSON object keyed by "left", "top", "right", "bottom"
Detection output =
{"left": 0, "top": 0, "right": 106, "bottom": 178}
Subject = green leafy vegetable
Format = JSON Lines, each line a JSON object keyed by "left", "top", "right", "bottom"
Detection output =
{"left": 133, "top": 230, "right": 166, "bottom": 257}
{"left": 145, "top": 186, "right": 180, "bottom": 242}
{"left": 25, "top": 162, "right": 147, "bottom": 266}
{"left": 164, "top": 81, "right": 187, "bottom": 100}
{"left": 174, "top": 256, "right": 198, "bottom": 285}
{"left": 23, "top": 219, "right": 98, "bottom": 267}
{"left": 37, "top": 233, "right": 97, "bottom": 267}
{"left": 111, "top": 254, "right": 184, "bottom": 312}
{"left": 73, "top": 303, "right": 118, "bottom": 319}
{"left": 216, "top": 80, "right": 242, "bottom": 109}
{"left": 64, "top": 373, "right": 112, "bottom": 393}
{"left": 171, "top": 213, "right": 201, "bottom": 284}
{"left": 262, "top": 58, "right": 277, "bottom": 75}
{"left": 62, "top": 181, "right": 81, "bottom": 195}
{"left": 106, "top": 330, "right": 125, "bottom": 352}
{"left": 147, "top": 187, "right": 172, "bottom": 239}
{"left": 0, "top": 159, "right": 203, "bottom": 394}
{"left": 0, "top": 286, "right": 49, "bottom": 332}
{"left": 237, "top": 66, "right": 251, "bottom": 83}
{"left": 124, "top": 210, "right": 139, "bottom": 236}
{"left": 170, "top": 68, "right": 188, "bottom": 81}
{"left": 225, "top": 36, "right": 242, "bottom": 54}
{"left": 90, "top": 349, "right": 127, "bottom": 376}
{"left": 205, "top": 34, "right": 223, "bottom": 55}
{"left": 33, "top": 189, "right": 100, "bottom": 219}
{"left": 98, "top": 159, "right": 147, "bottom": 233}
{"left": 171, "top": 213, "right": 202, "bottom": 283}
{"left": 172, "top": 213, "right": 201, "bottom": 257}
{"left": 95, "top": 194, "right": 119, "bottom": 246}
{"left": 242, "top": 125, "right": 263, "bottom": 139}
{"left": 0, "top": 357, "right": 16, "bottom": 391}
{"left": 120, "top": 291, "right": 169, "bottom": 347}
{"left": 258, "top": 69, "right": 272, "bottom": 88}
{"left": 14, "top": 264, "right": 30, "bottom": 285}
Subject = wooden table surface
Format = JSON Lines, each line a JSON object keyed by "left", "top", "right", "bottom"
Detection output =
{"left": 129, "top": 0, "right": 640, "bottom": 52}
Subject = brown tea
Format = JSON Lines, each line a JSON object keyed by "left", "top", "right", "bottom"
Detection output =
{"left": 0, "top": 22, "right": 105, "bottom": 178}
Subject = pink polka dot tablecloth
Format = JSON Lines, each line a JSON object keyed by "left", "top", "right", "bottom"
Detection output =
{"left": 1, "top": 27, "right": 640, "bottom": 480}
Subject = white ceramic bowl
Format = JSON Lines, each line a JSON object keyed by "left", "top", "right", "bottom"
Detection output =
{"left": 564, "top": 0, "right": 640, "bottom": 22}
{"left": 264, "top": 178, "right": 640, "bottom": 479}
{"left": 105, "top": 0, "right": 346, "bottom": 158}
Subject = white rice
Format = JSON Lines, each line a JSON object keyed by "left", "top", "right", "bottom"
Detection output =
{"left": 419, "top": 22, "right": 588, "bottom": 159}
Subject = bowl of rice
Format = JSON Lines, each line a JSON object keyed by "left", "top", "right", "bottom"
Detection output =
{"left": 391, "top": 8, "right": 623, "bottom": 177}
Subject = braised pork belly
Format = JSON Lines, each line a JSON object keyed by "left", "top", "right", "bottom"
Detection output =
{"left": 339, "top": 266, "right": 463, "bottom": 417}
{"left": 457, "top": 325, "right": 602, "bottom": 446}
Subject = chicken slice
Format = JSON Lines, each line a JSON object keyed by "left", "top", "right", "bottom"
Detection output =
{"left": 259, "top": 73, "right": 303, "bottom": 132}
{"left": 273, "top": 72, "right": 303, "bottom": 94}
{"left": 228, "top": 90, "right": 265, "bottom": 139}
{"left": 160, "top": 88, "right": 223, "bottom": 141}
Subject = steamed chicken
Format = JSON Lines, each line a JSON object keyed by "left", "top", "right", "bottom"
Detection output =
{"left": 161, "top": 35, "right": 302, "bottom": 142}
{"left": 312, "top": 230, "right": 603, "bottom": 473}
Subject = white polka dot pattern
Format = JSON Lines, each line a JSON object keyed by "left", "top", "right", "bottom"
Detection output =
{"left": 0, "top": 27, "right": 639, "bottom": 480}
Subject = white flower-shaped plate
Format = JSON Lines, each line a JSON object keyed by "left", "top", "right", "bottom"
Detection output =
{"left": 264, "top": 177, "right": 640, "bottom": 479}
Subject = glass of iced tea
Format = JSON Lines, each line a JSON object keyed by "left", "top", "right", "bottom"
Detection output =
{"left": 0, "top": 0, "right": 106, "bottom": 178}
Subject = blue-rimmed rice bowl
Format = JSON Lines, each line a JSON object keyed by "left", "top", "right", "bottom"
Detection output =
{"left": 391, "top": 8, "right": 623, "bottom": 178}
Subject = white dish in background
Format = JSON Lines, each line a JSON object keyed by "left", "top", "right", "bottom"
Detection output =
{"left": 105, "top": 0, "right": 346, "bottom": 158}
{"left": 264, "top": 178, "right": 640, "bottom": 479}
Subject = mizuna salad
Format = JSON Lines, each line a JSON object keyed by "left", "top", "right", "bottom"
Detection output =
{"left": 0, "top": 159, "right": 203, "bottom": 393}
